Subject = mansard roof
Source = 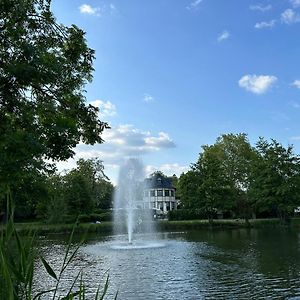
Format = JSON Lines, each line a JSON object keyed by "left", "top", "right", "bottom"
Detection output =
{"left": 144, "top": 172, "right": 174, "bottom": 189}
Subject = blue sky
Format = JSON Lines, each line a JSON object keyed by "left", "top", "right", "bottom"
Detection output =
{"left": 52, "top": 0, "right": 300, "bottom": 183}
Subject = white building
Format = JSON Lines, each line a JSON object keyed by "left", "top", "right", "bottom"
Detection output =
{"left": 142, "top": 172, "right": 177, "bottom": 215}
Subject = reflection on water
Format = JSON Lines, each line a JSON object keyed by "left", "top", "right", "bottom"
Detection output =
{"left": 35, "top": 228, "right": 300, "bottom": 299}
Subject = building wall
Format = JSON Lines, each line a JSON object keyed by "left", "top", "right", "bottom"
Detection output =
{"left": 143, "top": 188, "right": 177, "bottom": 214}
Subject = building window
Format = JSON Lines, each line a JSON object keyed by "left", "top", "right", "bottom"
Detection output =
{"left": 166, "top": 202, "right": 170, "bottom": 211}
{"left": 157, "top": 190, "right": 163, "bottom": 196}
{"left": 171, "top": 190, "right": 174, "bottom": 197}
{"left": 150, "top": 190, "right": 155, "bottom": 197}
{"left": 165, "top": 190, "right": 170, "bottom": 196}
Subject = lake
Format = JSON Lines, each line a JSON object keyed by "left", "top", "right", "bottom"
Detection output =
{"left": 35, "top": 227, "right": 300, "bottom": 299}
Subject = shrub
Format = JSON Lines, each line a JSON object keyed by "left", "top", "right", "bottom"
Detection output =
{"left": 168, "top": 209, "right": 207, "bottom": 221}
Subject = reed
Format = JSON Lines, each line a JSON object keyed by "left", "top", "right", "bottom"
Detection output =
{"left": 0, "top": 191, "right": 117, "bottom": 299}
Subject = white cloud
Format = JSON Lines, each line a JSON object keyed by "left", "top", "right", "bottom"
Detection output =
{"left": 290, "top": 136, "right": 300, "bottom": 141}
{"left": 79, "top": 4, "right": 101, "bottom": 16}
{"left": 290, "top": 0, "right": 300, "bottom": 8}
{"left": 292, "top": 80, "right": 300, "bottom": 89}
{"left": 70, "top": 124, "right": 175, "bottom": 164}
{"left": 90, "top": 99, "right": 117, "bottom": 118}
{"left": 144, "top": 132, "right": 175, "bottom": 149}
{"left": 143, "top": 93, "right": 154, "bottom": 103}
{"left": 217, "top": 30, "right": 230, "bottom": 42}
{"left": 56, "top": 124, "right": 176, "bottom": 181}
{"left": 186, "top": 0, "right": 203, "bottom": 10}
{"left": 281, "top": 9, "right": 300, "bottom": 24}
{"left": 238, "top": 74, "right": 277, "bottom": 94}
{"left": 145, "top": 164, "right": 189, "bottom": 177}
{"left": 249, "top": 4, "right": 272, "bottom": 12}
{"left": 255, "top": 20, "right": 276, "bottom": 29}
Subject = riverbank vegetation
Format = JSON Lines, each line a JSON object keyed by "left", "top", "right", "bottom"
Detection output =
{"left": 175, "top": 134, "right": 300, "bottom": 224}
{"left": 0, "top": 0, "right": 117, "bottom": 298}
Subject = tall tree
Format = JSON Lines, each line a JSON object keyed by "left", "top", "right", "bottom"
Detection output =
{"left": 179, "top": 134, "right": 256, "bottom": 222}
{"left": 177, "top": 170, "right": 202, "bottom": 209}
{"left": 0, "top": 0, "right": 108, "bottom": 192}
{"left": 194, "top": 143, "right": 234, "bottom": 222}
{"left": 214, "top": 134, "right": 257, "bottom": 221}
{"left": 249, "top": 138, "right": 300, "bottom": 222}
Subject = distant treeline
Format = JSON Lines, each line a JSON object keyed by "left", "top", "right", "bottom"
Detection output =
{"left": 0, "top": 158, "right": 114, "bottom": 224}
{"left": 173, "top": 133, "right": 300, "bottom": 224}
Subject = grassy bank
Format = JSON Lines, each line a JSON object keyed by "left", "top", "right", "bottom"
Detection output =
{"left": 157, "top": 218, "right": 300, "bottom": 231}
{"left": 3, "top": 217, "right": 300, "bottom": 235}
{"left": 0, "top": 221, "right": 114, "bottom": 236}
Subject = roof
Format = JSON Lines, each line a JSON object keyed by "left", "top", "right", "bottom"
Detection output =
{"left": 144, "top": 172, "right": 174, "bottom": 189}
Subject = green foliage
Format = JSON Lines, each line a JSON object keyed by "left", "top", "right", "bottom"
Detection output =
{"left": 0, "top": 193, "right": 115, "bottom": 299}
{"left": 77, "top": 211, "right": 112, "bottom": 223}
{"left": 249, "top": 138, "right": 300, "bottom": 222}
{"left": 195, "top": 142, "right": 235, "bottom": 216}
{"left": 177, "top": 171, "right": 202, "bottom": 209}
{"left": 34, "top": 159, "right": 114, "bottom": 223}
{"left": 178, "top": 133, "right": 300, "bottom": 222}
{"left": 0, "top": 0, "right": 108, "bottom": 192}
{"left": 168, "top": 209, "right": 207, "bottom": 221}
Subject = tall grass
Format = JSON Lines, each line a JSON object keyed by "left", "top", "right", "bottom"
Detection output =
{"left": 0, "top": 191, "right": 117, "bottom": 299}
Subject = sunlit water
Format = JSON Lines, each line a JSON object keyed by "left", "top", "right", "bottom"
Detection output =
{"left": 35, "top": 228, "right": 300, "bottom": 299}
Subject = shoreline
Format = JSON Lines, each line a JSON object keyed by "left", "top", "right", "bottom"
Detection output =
{"left": 2, "top": 218, "right": 300, "bottom": 236}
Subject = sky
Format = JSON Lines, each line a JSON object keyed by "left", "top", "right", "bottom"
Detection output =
{"left": 52, "top": 0, "right": 300, "bottom": 184}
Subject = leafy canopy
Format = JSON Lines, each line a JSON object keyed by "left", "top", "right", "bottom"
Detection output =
{"left": 0, "top": 0, "right": 109, "bottom": 186}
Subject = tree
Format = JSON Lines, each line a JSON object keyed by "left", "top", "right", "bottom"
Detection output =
{"left": 178, "top": 170, "right": 202, "bottom": 209}
{"left": 249, "top": 138, "right": 300, "bottom": 223}
{"left": 214, "top": 134, "right": 257, "bottom": 221}
{"left": 95, "top": 179, "right": 114, "bottom": 209}
{"left": 178, "top": 134, "right": 256, "bottom": 222}
{"left": 0, "top": 0, "right": 108, "bottom": 192}
{"left": 74, "top": 158, "right": 113, "bottom": 209}
{"left": 194, "top": 143, "right": 234, "bottom": 222}
{"left": 36, "top": 174, "right": 68, "bottom": 223}
{"left": 64, "top": 170, "right": 93, "bottom": 216}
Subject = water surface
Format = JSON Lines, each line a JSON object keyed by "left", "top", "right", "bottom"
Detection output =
{"left": 36, "top": 228, "right": 300, "bottom": 299}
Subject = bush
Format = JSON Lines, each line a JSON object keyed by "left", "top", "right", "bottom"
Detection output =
{"left": 168, "top": 209, "right": 207, "bottom": 221}
{"left": 78, "top": 211, "right": 113, "bottom": 223}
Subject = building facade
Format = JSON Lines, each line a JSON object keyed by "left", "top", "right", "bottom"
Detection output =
{"left": 142, "top": 172, "right": 177, "bottom": 215}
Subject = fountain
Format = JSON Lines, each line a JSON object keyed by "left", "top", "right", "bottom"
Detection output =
{"left": 112, "top": 158, "right": 164, "bottom": 249}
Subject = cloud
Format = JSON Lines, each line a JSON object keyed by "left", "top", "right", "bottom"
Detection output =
{"left": 290, "top": 0, "right": 300, "bottom": 8}
{"left": 289, "top": 101, "right": 300, "bottom": 108}
{"left": 255, "top": 20, "right": 276, "bottom": 29}
{"left": 143, "top": 93, "right": 154, "bottom": 103}
{"left": 281, "top": 9, "right": 300, "bottom": 24}
{"left": 90, "top": 99, "right": 117, "bottom": 118}
{"left": 79, "top": 4, "right": 101, "bottom": 16}
{"left": 249, "top": 4, "right": 272, "bottom": 12}
{"left": 56, "top": 124, "right": 176, "bottom": 180}
{"left": 290, "top": 136, "right": 300, "bottom": 141}
{"left": 238, "top": 74, "right": 277, "bottom": 94}
{"left": 217, "top": 30, "right": 230, "bottom": 42}
{"left": 70, "top": 124, "right": 175, "bottom": 164}
{"left": 110, "top": 3, "right": 116, "bottom": 11}
{"left": 79, "top": 3, "right": 117, "bottom": 16}
{"left": 145, "top": 163, "right": 189, "bottom": 177}
{"left": 186, "top": 0, "right": 203, "bottom": 10}
{"left": 292, "top": 80, "right": 300, "bottom": 89}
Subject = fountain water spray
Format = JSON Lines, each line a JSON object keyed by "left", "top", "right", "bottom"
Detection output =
{"left": 113, "top": 158, "right": 154, "bottom": 244}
